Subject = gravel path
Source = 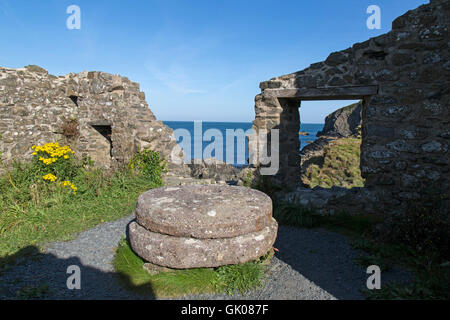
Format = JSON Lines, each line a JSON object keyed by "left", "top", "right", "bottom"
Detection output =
{"left": 0, "top": 215, "right": 411, "bottom": 300}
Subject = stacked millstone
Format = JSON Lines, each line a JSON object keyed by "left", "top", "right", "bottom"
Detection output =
{"left": 128, "top": 185, "right": 278, "bottom": 269}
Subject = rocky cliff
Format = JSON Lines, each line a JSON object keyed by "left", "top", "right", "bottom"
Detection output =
{"left": 316, "top": 102, "right": 362, "bottom": 137}
{"left": 301, "top": 103, "right": 364, "bottom": 188}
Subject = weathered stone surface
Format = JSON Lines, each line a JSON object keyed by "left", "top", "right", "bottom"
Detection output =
{"left": 277, "top": 186, "right": 378, "bottom": 216}
{"left": 128, "top": 218, "right": 278, "bottom": 269}
{"left": 250, "top": 0, "right": 449, "bottom": 214}
{"left": 136, "top": 185, "right": 273, "bottom": 239}
{"left": 262, "top": 86, "right": 378, "bottom": 99}
{"left": 0, "top": 66, "right": 186, "bottom": 171}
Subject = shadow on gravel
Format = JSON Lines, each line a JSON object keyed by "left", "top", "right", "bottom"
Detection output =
{"left": 272, "top": 225, "right": 411, "bottom": 300}
{"left": 0, "top": 225, "right": 411, "bottom": 300}
{"left": 0, "top": 246, "right": 155, "bottom": 300}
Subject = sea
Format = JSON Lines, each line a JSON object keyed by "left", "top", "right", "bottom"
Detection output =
{"left": 163, "top": 121, "right": 324, "bottom": 166}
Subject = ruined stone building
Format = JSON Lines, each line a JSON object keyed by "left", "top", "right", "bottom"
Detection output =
{"left": 251, "top": 0, "right": 449, "bottom": 213}
{"left": 0, "top": 65, "right": 183, "bottom": 171}
{"left": 1, "top": 0, "right": 448, "bottom": 216}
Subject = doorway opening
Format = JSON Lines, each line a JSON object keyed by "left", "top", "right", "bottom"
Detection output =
{"left": 91, "top": 125, "right": 113, "bottom": 158}
{"left": 299, "top": 99, "right": 364, "bottom": 189}
{"left": 87, "top": 122, "right": 113, "bottom": 168}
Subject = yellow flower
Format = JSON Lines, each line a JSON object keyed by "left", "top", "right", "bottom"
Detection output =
{"left": 60, "top": 180, "right": 77, "bottom": 194}
{"left": 33, "top": 142, "right": 74, "bottom": 159}
{"left": 42, "top": 173, "right": 58, "bottom": 182}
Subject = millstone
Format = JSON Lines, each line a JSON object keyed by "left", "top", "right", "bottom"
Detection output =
{"left": 128, "top": 184, "right": 278, "bottom": 269}
{"left": 129, "top": 219, "right": 278, "bottom": 269}
{"left": 135, "top": 185, "right": 273, "bottom": 239}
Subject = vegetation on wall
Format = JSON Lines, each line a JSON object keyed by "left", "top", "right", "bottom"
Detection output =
{"left": 60, "top": 118, "right": 80, "bottom": 138}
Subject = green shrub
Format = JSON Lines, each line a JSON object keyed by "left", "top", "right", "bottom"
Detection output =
{"left": 243, "top": 171, "right": 253, "bottom": 187}
{"left": 128, "top": 149, "right": 167, "bottom": 185}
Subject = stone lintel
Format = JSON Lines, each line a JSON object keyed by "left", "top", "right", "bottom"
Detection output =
{"left": 262, "top": 85, "right": 378, "bottom": 101}
{"left": 88, "top": 120, "right": 113, "bottom": 126}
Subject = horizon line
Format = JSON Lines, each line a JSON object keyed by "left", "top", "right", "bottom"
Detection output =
{"left": 162, "top": 120, "right": 325, "bottom": 124}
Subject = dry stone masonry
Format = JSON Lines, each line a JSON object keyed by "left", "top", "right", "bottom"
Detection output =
{"left": 0, "top": 65, "right": 253, "bottom": 183}
{"left": 0, "top": 65, "right": 184, "bottom": 171}
{"left": 129, "top": 185, "right": 278, "bottom": 269}
{"left": 251, "top": 0, "right": 449, "bottom": 214}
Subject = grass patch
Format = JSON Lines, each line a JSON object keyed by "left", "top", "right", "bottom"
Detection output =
{"left": 113, "top": 238, "right": 269, "bottom": 298}
{"left": 0, "top": 144, "right": 164, "bottom": 270}
{"left": 273, "top": 203, "right": 317, "bottom": 228}
{"left": 302, "top": 137, "right": 365, "bottom": 189}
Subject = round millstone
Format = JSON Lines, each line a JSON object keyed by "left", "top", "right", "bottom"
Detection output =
{"left": 135, "top": 185, "right": 273, "bottom": 239}
{"left": 128, "top": 218, "right": 278, "bottom": 269}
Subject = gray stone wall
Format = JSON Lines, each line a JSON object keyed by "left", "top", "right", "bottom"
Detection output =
{"left": 0, "top": 65, "right": 183, "bottom": 171}
{"left": 251, "top": 0, "right": 449, "bottom": 212}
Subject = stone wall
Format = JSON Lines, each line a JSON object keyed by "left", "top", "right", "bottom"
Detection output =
{"left": 251, "top": 0, "right": 449, "bottom": 213}
{"left": 0, "top": 65, "right": 184, "bottom": 171}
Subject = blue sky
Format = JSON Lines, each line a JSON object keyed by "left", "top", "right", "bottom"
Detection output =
{"left": 0, "top": 0, "right": 427, "bottom": 123}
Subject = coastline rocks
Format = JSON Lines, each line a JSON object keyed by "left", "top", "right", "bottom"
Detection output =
{"left": 129, "top": 185, "right": 278, "bottom": 269}
{"left": 187, "top": 158, "right": 242, "bottom": 184}
{"left": 300, "top": 102, "right": 364, "bottom": 189}
{"left": 316, "top": 102, "right": 362, "bottom": 138}
{"left": 187, "top": 158, "right": 256, "bottom": 185}
{"left": 163, "top": 159, "right": 258, "bottom": 188}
